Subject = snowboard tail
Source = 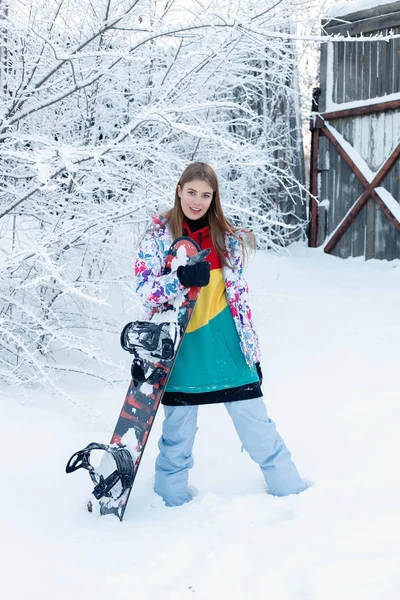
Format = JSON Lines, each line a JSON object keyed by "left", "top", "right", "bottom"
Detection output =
{"left": 66, "top": 237, "right": 208, "bottom": 520}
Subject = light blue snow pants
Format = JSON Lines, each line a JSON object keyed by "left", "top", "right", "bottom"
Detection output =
{"left": 154, "top": 397, "right": 306, "bottom": 506}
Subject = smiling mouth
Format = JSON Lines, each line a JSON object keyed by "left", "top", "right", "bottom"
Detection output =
{"left": 190, "top": 207, "right": 201, "bottom": 212}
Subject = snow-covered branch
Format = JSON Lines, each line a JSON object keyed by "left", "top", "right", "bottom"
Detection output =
{"left": 0, "top": 0, "right": 308, "bottom": 393}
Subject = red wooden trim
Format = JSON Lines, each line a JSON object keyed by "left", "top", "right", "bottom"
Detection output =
{"left": 310, "top": 114, "right": 325, "bottom": 130}
{"left": 354, "top": 142, "right": 400, "bottom": 235}
{"left": 309, "top": 127, "right": 320, "bottom": 247}
{"left": 322, "top": 126, "right": 372, "bottom": 253}
{"left": 321, "top": 99, "right": 400, "bottom": 121}
{"left": 322, "top": 126, "right": 370, "bottom": 188}
{"left": 324, "top": 139, "right": 400, "bottom": 253}
{"left": 375, "top": 196, "right": 400, "bottom": 234}
{"left": 370, "top": 142, "right": 400, "bottom": 186}
{"left": 324, "top": 195, "right": 372, "bottom": 254}
{"left": 352, "top": 143, "right": 400, "bottom": 214}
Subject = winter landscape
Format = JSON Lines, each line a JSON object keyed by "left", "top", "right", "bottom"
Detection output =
{"left": 1, "top": 0, "right": 400, "bottom": 598}
{"left": 2, "top": 244, "right": 400, "bottom": 599}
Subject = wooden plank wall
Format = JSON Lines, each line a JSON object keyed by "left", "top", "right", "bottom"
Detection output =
{"left": 318, "top": 12, "right": 400, "bottom": 260}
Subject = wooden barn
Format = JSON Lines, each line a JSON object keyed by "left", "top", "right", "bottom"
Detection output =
{"left": 309, "top": 1, "right": 400, "bottom": 260}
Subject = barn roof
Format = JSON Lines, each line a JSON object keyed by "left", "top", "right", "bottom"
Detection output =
{"left": 324, "top": 0, "right": 400, "bottom": 34}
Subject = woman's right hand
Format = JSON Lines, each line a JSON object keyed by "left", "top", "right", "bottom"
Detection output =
{"left": 177, "top": 261, "right": 210, "bottom": 287}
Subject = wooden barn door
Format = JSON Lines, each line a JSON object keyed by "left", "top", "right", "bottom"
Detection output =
{"left": 309, "top": 15, "right": 400, "bottom": 260}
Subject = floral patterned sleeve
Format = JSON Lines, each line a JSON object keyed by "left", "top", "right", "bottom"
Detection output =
{"left": 134, "top": 231, "right": 186, "bottom": 309}
{"left": 225, "top": 233, "right": 261, "bottom": 364}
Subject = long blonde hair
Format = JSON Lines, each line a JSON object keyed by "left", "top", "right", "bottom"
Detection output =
{"left": 163, "top": 162, "right": 254, "bottom": 268}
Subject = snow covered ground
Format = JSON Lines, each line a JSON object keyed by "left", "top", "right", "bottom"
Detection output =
{"left": 1, "top": 243, "right": 399, "bottom": 600}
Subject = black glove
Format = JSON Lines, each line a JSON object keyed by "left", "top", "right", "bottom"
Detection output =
{"left": 177, "top": 261, "right": 210, "bottom": 287}
{"left": 256, "top": 362, "right": 263, "bottom": 385}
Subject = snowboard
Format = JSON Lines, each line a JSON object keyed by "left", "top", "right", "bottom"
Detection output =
{"left": 66, "top": 237, "right": 208, "bottom": 521}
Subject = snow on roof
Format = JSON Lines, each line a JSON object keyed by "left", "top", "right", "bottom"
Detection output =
{"left": 325, "top": 0, "right": 400, "bottom": 19}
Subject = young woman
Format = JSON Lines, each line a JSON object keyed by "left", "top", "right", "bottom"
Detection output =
{"left": 134, "top": 162, "right": 307, "bottom": 506}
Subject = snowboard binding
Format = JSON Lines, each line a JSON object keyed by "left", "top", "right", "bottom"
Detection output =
{"left": 120, "top": 321, "right": 178, "bottom": 358}
{"left": 65, "top": 442, "right": 134, "bottom": 501}
{"left": 121, "top": 321, "right": 179, "bottom": 386}
{"left": 121, "top": 244, "right": 211, "bottom": 387}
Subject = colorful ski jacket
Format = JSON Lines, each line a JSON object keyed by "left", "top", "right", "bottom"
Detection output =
{"left": 134, "top": 216, "right": 261, "bottom": 367}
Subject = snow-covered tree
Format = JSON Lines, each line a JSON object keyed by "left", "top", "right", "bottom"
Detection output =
{"left": 0, "top": 0, "right": 308, "bottom": 392}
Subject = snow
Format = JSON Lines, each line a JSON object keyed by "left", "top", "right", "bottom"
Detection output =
{"left": 375, "top": 186, "right": 400, "bottom": 221}
{"left": 326, "top": 0, "right": 400, "bottom": 18}
{"left": 120, "top": 429, "right": 140, "bottom": 461}
{"left": 2, "top": 243, "right": 400, "bottom": 600}
{"left": 171, "top": 245, "right": 191, "bottom": 270}
{"left": 324, "top": 122, "right": 376, "bottom": 180}
{"left": 326, "top": 91, "right": 400, "bottom": 113}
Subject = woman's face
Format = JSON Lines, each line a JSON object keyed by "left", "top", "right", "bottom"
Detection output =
{"left": 178, "top": 179, "right": 213, "bottom": 220}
